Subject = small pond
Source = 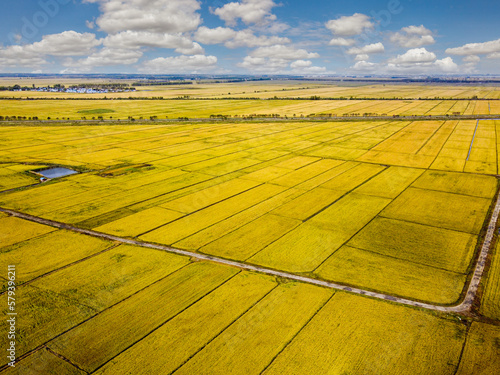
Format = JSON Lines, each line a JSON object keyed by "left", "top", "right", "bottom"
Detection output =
{"left": 38, "top": 167, "right": 78, "bottom": 179}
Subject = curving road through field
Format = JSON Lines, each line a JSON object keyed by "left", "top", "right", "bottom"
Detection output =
{"left": 2, "top": 189, "right": 500, "bottom": 315}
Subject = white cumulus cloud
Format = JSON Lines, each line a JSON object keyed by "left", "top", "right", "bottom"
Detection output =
{"left": 390, "top": 25, "right": 435, "bottom": 48}
{"left": 238, "top": 56, "right": 288, "bottom": 72}
{"left": 325, "top": 13, "right": 373, "bottom": 37}
{"left": 194, "top": 26, "right": 237, "bottom": 45}
{"left": 76, "top": 47, "right": 143, "bottom": 66}
{"left": 290, "top": 60, "right": 312, "bottom": 68}
{"left": 434, "top": 57, "right": 459, "bottom": 72}
{"left": 250, "top": 44, "right": 319, "bottom": 60}
{"left": 140, "top": 55, "right": 218, "bottom": 73}
{"left": 104, "top": 31, "right": 203, "bottom": 55}
{"left": 194, "top": 27, "right": 289, "bottom": 48}
{"left": 28, "top": 31, "right": 101, "bottom": 56}
{"left": 347, "top": 42, "right": 385, "bottom": 55}
{"left": 212, "top": 0, "right": 278, "bottom": 26}
{"left": 83, "top": 0, "right": 202, "bottom": 34}
{"left": 463, "top": 55, "right": 480, "bottom": 63}
{"left": 389, "top": 48, "right": 437, "bottom": 64}
{"left": 328, "top": 37, "right": 356, "bottom": 46}
{"left": 446, "top": 38, "right": 500, "bottom": 57}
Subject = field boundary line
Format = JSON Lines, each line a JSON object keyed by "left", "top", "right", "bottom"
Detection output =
{"left": 466, "top": 120, "right": 480, "bottom": 161}
{"left": 2, "top": 202, "right": 500, "bottom": 315}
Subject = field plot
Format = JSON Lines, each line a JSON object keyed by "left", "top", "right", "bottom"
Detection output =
{"left": 480, "top": 241, "right": 500, "bottom": 320}
{"left": 0, "top": 230, "right": 114, "bottom": 286}
{"left": 0, "top": 97, "right": 496, "bottom": 120}
{"left": 0, "top": 120, "right": 498, "bottom": 305}
{"left": 262, "top": 293, "right": 465, "bottom": 375}
{"left": 0, "top": 164, "right": 42, "bottom": 191}
{"left": 1, "top": 113, "right": 500, "bottom": 374}
{"left": 456, "top": 323, "right": 500, "bottom": 375}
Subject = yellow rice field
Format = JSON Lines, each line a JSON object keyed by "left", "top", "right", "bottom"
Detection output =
{"left": 1, "top": 88, "right": 500, "bottom": 373}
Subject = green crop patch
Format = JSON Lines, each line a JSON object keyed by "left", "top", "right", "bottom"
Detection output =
{"left": 77, "top": 109, "right": 116, "bottom": 114}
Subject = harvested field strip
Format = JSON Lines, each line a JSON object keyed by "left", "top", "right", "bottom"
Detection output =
{"left": 48, "top": 262, "right": 238, "bottom": 373}
{"left": 93, "top": 272, "right": 277, "bottom": 375}
{"left": 262, "top": 293, "right": 465, "bottom": 375}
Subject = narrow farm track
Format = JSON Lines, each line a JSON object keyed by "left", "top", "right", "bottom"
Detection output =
{"left": 3, "top": 189, "right": 500, "bottom": 314}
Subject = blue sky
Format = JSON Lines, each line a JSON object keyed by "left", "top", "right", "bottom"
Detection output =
{"left": 1, "top": 0, "right": 499, "bottom": 75}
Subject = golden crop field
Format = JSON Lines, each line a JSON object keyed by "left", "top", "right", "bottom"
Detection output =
{"left": 0, "top": 98, "right": 499, "bottom": 120}
{"left": 1, "top": 82, "right": 500, "bottom": 374}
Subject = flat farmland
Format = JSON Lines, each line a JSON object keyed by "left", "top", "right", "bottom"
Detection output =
{"left": 1, "top": 114, "right": 500, "bottom": 373}
{"left": 0, "top": 215, "right": 496, "bottom": 375}
{"left": 1, "top": 120, "right": 499, "bottom": 304}
{"left": 1, "top": 80, "right": 500, "bottom": 100}
{"left": 0, "top": 98, "right": 499, "bottom": 120}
